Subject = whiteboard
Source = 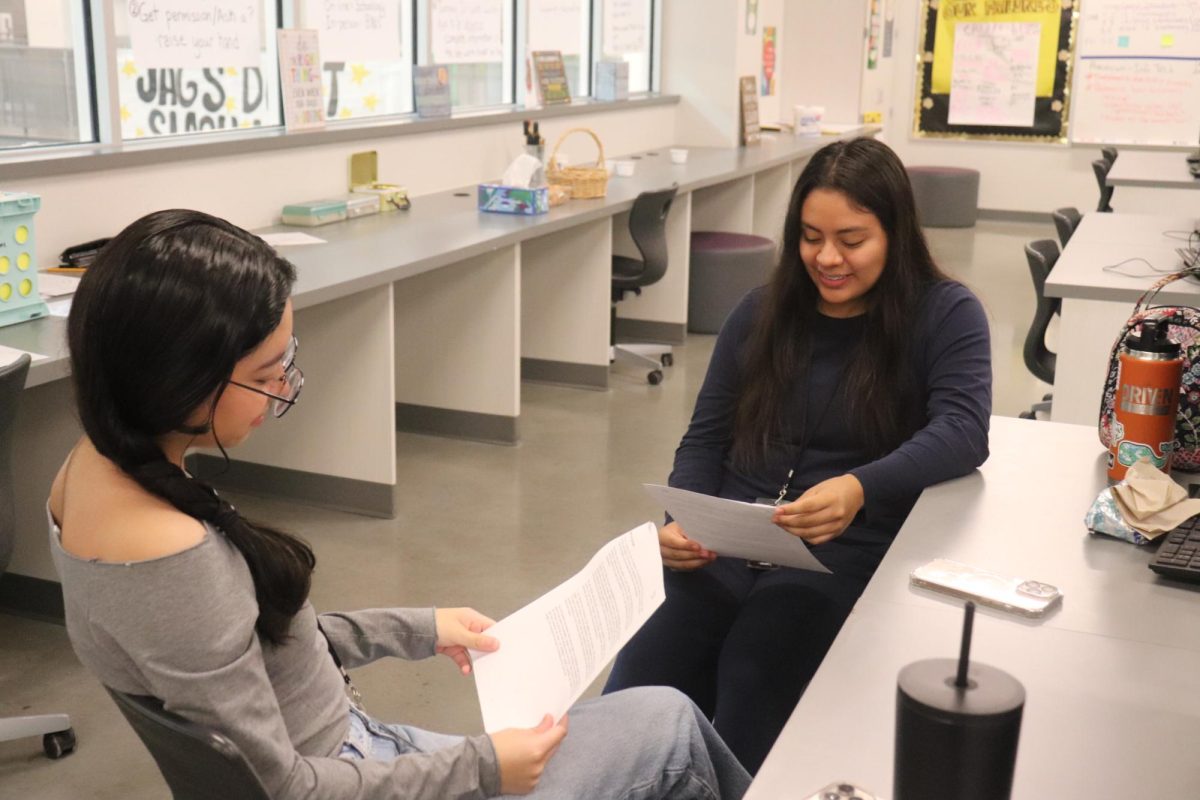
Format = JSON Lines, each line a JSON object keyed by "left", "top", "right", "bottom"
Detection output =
{"left": 1070, "top": 0, "right": 1200, "bottom": 147}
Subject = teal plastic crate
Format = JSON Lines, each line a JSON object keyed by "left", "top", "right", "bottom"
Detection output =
{"left": 0, "top": 192, "right": 49, "bottom": 328}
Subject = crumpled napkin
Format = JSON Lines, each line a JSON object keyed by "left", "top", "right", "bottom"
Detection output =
{"left": 1111, "top": 459, "right": 1200, "bottom": 538}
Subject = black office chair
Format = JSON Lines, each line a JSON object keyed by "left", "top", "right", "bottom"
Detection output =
{"left": 1092, "top": 159, "right": 1114, "bottom": 213}
{"left": 1019, "top": 240, "right": 1061, "bottom": 420}
{"left": 1051, "top": 207, "right": 1082, "bottom": 249}
{"left": 1101, "top": 146, "right": 1118, "bottom": 168}
{"left": 107, "top": 688, "right": 271, "bottom": 800}
{"left": 0, "top": 354, "right": 76, "bottom": 760}
{"left": 612, "top": 185, "right": 678, "bottom": 385}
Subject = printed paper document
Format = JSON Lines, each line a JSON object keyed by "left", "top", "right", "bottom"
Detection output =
{"left": 471, "top": 522, "right": 664, "bottom": 732}
{"left": 644, "top": 484, "right": 831, "bottom": 573}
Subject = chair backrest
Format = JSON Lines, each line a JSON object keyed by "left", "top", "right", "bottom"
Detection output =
{"left": 106, "top": 688, "right": 271, "bottom": 800}
{"left": 1101, "top": 146, "right": 1118, "bottom": 168}
{"left": 625, "top": 186, "right": 678, "bottom": 289}
{"left": 1023, "top": 239, "right": 1061, "bottom": 385}
{"left": 1051, "top": 207, "right": 1082, "bottom": 249}
{"left": 1091, "top": 159, "right": 1114, "bottom": 212}
{"left": 0, "top": 354, "right": 31, "bottom": 577}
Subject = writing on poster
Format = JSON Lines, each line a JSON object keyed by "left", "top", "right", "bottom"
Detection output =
{"left": 431, "top": 0, "right": 503, "bottom": 64}
{"left": 303, "top": 0, "right": 401, "bottom": 63}
{"left": 278, "top": 29, "right": 325, "bottom": 130}
{"left": 528, "top": 0, "right": 583, "bottom": 54}
{"left": 126, "top": 0, "right": 262, "bottom": 68}
{"left": 948, "top": 21, "right": 1040, "bottom": 127}
{"left": 117, "top": 49, "right": 274, "bottom": 138}
{"left": 603, "top": 0, "right": 647, "bottom": 55}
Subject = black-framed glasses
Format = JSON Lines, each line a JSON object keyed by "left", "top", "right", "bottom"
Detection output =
{"left": 230, "top": 337, "right": 304, "bottom": 418}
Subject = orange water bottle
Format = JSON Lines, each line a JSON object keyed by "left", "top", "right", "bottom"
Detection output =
{"left": 1108, "top": 319, "right": 1183, "bottom": 481}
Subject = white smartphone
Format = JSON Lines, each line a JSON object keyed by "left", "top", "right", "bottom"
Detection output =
{"left": 909, "top": 558, "right": 1062, "bottom": 618}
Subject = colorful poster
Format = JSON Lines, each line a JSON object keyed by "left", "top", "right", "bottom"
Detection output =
{"left": 278, "top": 29, "right": 325, "bottom": 131}
{"left": 414, "top": 65, "right": 452, "bottom": 118}
{"left": 126, "top": 0, "right": 262, "bottom": 68}
{"left": 931, "top": 0, "right": 1061, "bottom": 97}
{"left": 303, "top": 0, "right": 402, "bottom": 63}
{"left": 761, "top": 26, "right": 776, "bottom": 97}
{"left": 431, "top": 0, "right": 504, "bottom": 64}
{"left": 948, "top": 22, "right": 1040, "bottom": 127}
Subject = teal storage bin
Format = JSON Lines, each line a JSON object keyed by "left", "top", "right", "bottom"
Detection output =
{"left": 281, "top": 198, "right": 348, "bottom": 227}
{"left": 0, "top": 191, "right": 49, "bottom": 328}
{"left": 477, "top": 184, "right": 549, "bottom": 216}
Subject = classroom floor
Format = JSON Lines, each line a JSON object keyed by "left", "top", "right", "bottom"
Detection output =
{"left": 0, "top": 219, "right": 1056, "bottom": 799}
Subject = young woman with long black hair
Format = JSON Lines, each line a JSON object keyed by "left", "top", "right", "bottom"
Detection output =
{"left": 48, "top": 209, "right": 750, "bottom": 799}
{"left": 604, "top": 137, "right": 992, "bottom": 773}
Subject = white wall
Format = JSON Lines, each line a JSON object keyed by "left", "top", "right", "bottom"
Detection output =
{"left": 780, "top": 0, "right": 866, "bottom": 127}
{"left": 877, "top": 0, "right": 1197, "bottom": 215}
{"left": 661, "top": 0, "right": 740, "bottom": 147}
{"left": 12, "top": 105, "right": 677, "bottom": 264}
{"left": 734, "top": 0, "right": 784, "bottom": 124}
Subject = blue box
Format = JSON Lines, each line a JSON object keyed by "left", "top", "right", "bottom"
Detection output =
{"left": 477, "top": 184, "right": 549, "bottom": 216}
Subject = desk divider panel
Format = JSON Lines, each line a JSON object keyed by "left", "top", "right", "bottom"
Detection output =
{"left": 691, "top": 176, "right": 755, "bottom": 235}
{"left": 520, "top": 217, "right": 612, "bottom": 389}
{"left": 751, "top": 163, "right": 793, "bottom": 246}
{"left": 393, "top": 245, "right": 520, "bottom": 444}
{"left": 611, "top": 191, "right": 692, "bottom": 344}
{"left": 1050, "top": 298, "right": 1130, "bottom": 426}
{"left": 191, "top": 284, "right": 397, "bottom": 518}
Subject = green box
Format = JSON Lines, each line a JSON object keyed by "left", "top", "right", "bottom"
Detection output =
{"left": 0, "top": 191, "right": 49, "bottom": 328}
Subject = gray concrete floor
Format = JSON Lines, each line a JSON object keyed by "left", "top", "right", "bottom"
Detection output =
{"left": 0, "top": 220, "right": 1055, "bottom": 798}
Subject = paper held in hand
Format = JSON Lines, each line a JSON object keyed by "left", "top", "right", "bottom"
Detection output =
{"left": 470, "top": 522, "right": 664, "bottom": 733}
{"left": 643, "top": 484, "right": 831, "bottom": 573}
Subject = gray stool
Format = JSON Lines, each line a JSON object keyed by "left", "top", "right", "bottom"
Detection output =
{"left": 906, "top": 166, "right": 980, "bottom": 228}
{"left": 688, "top": 232, "right": 775, "bottom": 334}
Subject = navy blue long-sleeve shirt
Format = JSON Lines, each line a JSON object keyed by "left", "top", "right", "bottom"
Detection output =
{"left": 669, "top": 280, "right": 991, "bottom": 560}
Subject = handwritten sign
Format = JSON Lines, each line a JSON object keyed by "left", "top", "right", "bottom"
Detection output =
{"left": 947, "top": 22, "right": 1040, "bottom": 128}
{"left": 528, "top": 0, "right": 583, "bottom": 54}
{"left": 126, "top": 1, "right": 262, "bottom": 68}
{"left": 303, "top": 0, "right": 401, "bottom": 63}
{"left": 431, "top": 0, "right": 503, "bottom": 64}
{"left": 603, "top": 0, "right": 648, "bottom": 56}
{"left": 278, "top": 29, "right": 325, "bottom": 130}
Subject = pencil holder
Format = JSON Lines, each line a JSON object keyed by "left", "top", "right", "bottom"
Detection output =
{"left": 0, "top": 192, "right": 49, "bottom": 329}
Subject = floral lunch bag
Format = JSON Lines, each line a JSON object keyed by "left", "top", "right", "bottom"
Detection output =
{"left": 1098, "top": 272, "right": 1200, "bottom": 472}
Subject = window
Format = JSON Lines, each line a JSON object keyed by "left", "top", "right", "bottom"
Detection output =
{"left": 422, "top": 0, "right": 515, "bottom": 108}
{"left": 0, "top": 0, "right": 95, "bottom": 151}
{"left": 112, "top": 0, "right": 282, "bottom": 140}
{"left": 598, "top": 0, "right": 652, "bottom": 94}
{"left": 526, "top": 0, "right": 588, "bottom": 100}
{"left": 300, "top": 0, "right": 414, "bottom": 122}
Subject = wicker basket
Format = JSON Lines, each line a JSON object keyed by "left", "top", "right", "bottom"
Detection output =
{"left": 546, "top": 127, "right": 609, "bottom": 199}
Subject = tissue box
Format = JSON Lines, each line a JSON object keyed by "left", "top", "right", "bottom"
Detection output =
{"left": 595, "top": 60, "right": 629, "bottom": 102}
{"left": 477, "top": 184, "right": 549, "bottom": 216}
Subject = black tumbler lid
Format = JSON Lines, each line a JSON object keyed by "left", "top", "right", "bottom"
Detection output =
{"left": 899, "top": 658, "right": 1025, "bottom": 720}
{"left": 1126, "top": 319, "right": 1181, "bottom": 357}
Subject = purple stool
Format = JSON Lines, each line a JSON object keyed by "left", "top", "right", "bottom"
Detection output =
{"left": 688, "top": 231, "right": 775, "bottom": 334}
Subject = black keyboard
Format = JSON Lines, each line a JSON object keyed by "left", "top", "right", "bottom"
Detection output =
{"left": 1150, "top": 515, "right": 1200, "bottom": 581}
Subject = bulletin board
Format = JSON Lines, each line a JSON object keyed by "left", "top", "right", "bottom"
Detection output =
{"left": 912, "top": 0, "right": 1078, "bottom": 144}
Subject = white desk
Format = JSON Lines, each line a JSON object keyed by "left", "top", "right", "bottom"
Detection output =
{"left": 1043, "top": 212, "right": 1199, "bottom": 425}
{"left": 1106, "top": 150, "right": 1200, "bottom": 190}
{"left": 0, "top": 128, "right": 878, "bottom": 612}
{"left": 747, "top": 416, "right": 1200, "bottom": 799}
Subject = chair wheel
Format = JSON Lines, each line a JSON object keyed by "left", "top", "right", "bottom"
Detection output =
{"left": 647, "top": 370, "right": 663, "bottom": 385}
{"left": 43, "top": 728, "right": 76, "bottom": 759}
{"left": 660, "top": 353, "right": 673, "bottom": 367}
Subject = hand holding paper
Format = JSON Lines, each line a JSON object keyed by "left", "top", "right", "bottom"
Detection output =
{"left": 470, "top": 523, "right": 665, "bottom": 732}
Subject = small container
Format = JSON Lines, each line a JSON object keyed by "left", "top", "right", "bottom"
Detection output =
{"left": 344, "top": 193, "right": 380, "bottom": 219}
{"left": 0, "top": 191, "right": 49, "bottom": 328}
{"left": 281, "top": 198, "right": 348, "bottom": 227}
{"left": 1108, "top": 319, "right": 1183, "bottom": 481}
{"left": 350, "top": 150, "right": 411, "bottom": 211}
{"left": 615, "top": 160, "right": 636, "bottom": 177}
{"left": 670, "top": 148, "right": 689, "bottom": 164}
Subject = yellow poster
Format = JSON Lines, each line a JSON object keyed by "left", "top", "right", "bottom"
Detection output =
{"left": 931, "top": 0, "right": 1062, "bottom": 97}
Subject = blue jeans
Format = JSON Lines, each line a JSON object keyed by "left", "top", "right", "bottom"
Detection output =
{"left": 339, "top": 686, "right": 750, "bottom": 799}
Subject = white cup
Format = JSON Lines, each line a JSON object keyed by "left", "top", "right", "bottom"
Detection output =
{"left": 615, "top": 160, "right": 636, "bottom": 177}
{"left": 670, "top": 148, "right": 689, "bottom": 164}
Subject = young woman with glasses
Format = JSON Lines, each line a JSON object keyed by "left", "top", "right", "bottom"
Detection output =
{"left": 604, "top": 137, "right": 993, "bottom": 773}
{"left": 48, "top": 209, "right": 750, "bottom": 799}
